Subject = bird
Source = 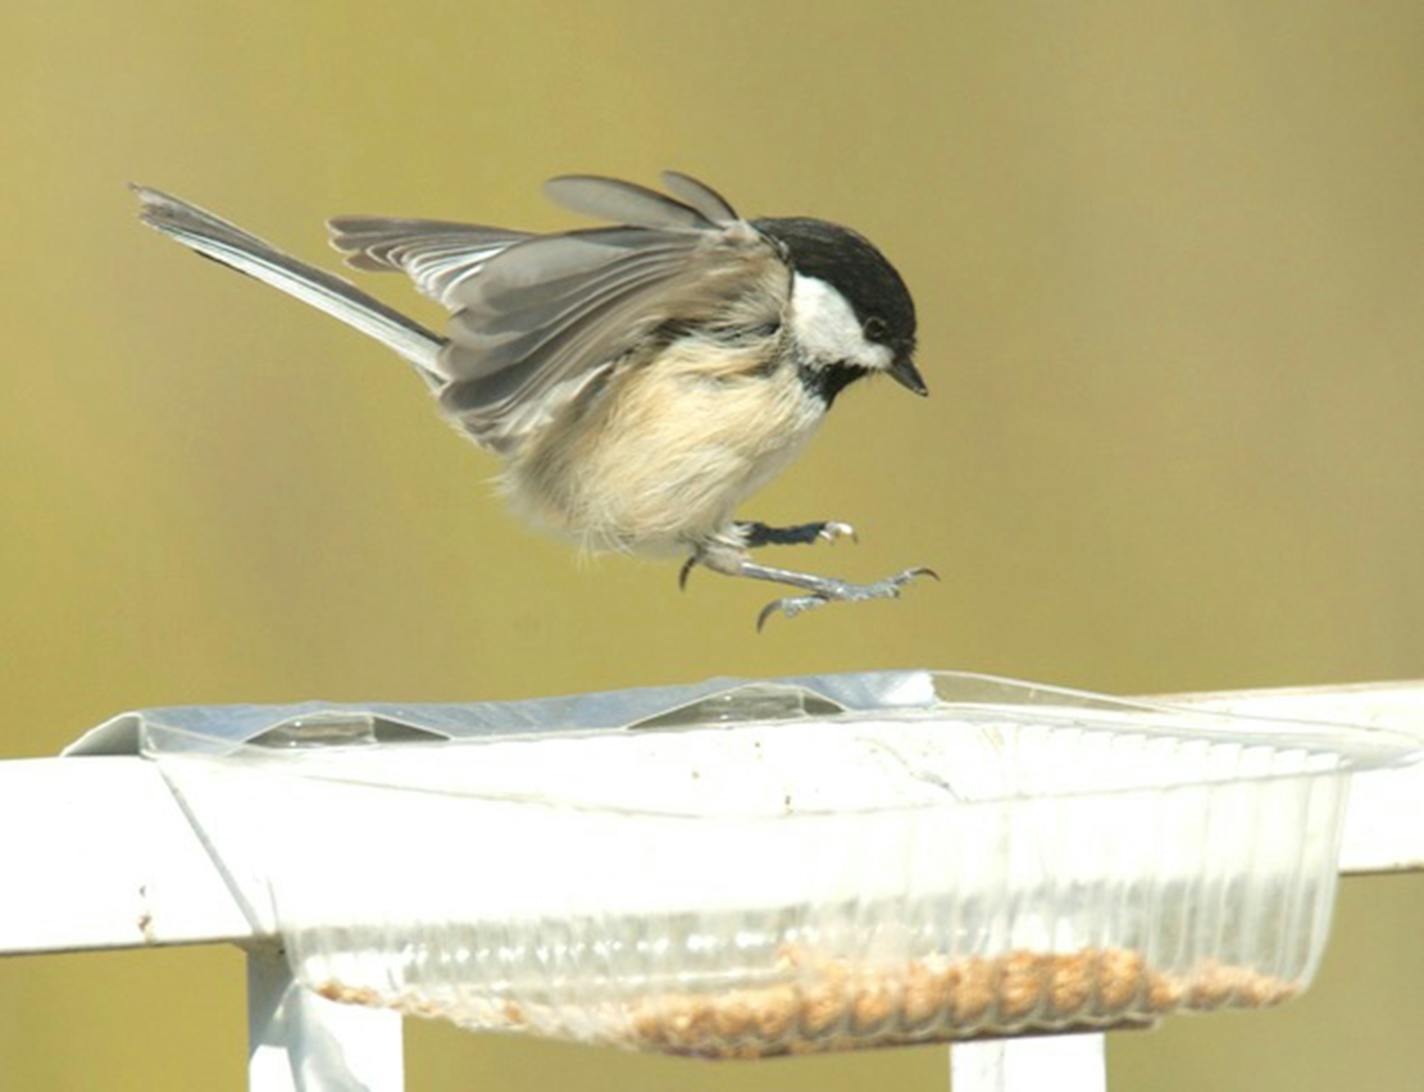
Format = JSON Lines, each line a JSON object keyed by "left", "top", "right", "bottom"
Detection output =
{"left": 132, "top": 171, "right": 935, "bottom": 628}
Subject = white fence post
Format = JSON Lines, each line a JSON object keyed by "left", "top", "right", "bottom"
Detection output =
{"left": 247, "top": 942, "right": 404, "bottom": 1092}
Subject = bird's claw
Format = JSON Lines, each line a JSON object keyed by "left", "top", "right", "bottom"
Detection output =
{"left": 899, "top": 566, "right": 940, "bottom": 584}
{"left": 755, "top": 566, "right": 938, "bottom": 630}
{"left": 756, "top": 594, "right": 830, "bottom": 631}
{"left": 678, "top": 556, "right": 698, "bottom": 591}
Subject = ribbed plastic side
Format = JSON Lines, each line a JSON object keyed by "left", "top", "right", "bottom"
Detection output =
{"left": 156, "top": 738, "right": 1355, "bottom": 1058}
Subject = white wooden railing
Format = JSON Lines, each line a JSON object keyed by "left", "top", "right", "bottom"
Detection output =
{"left": 4, "top": 681, "right": 1422, "bottom": 1091}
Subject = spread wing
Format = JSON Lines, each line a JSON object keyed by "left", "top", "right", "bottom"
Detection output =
{"left": 334, "top": 172, "right": 787, "bottom": 448}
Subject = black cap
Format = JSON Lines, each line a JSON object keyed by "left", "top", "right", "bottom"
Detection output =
{"left": 753, "top": 216, "right": 917, "bottom": 362}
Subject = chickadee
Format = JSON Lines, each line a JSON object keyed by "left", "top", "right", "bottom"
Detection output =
{"left": 133, "top": 171, "right": 933, "bottom": 627}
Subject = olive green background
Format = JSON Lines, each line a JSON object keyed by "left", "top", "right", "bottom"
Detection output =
{"left": 3, "top": 2, "right": 1423, "bottom": 1089}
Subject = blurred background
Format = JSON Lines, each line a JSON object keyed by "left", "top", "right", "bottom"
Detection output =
{"left": 3, "top": 1, "right": 1423, "bottom": 1088}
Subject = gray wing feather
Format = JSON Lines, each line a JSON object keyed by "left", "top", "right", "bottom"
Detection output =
{"left": 133, "top": 185, "right": 445, "bottom": 382}
{"left": 543, "top": 175, "right": 713, "bottom": 230}
{"left": 438, "top": 261, "right": 687, "bottom": 425}
{"left": 442, "top": 242, "right": 694, "bottom": 375}
{"left": 659, "top": 171, "right": 739, "bottom": 224}
{"left": 328, "top": 217, "right": 531, "bottom": 309}
{"left": 451, "top": 250, "right": 694, "bottom": 350}
{"left": 448, "top": 228, "right": 692, "bottom": 316}
{"left": 438, "top": 216, "right": 785, "bottom": 441}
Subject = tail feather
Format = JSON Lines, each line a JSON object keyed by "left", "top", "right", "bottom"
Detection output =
{"left": 131, "top": 185, "right": 446, "bottom": 385}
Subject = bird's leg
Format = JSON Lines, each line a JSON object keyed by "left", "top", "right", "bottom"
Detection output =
{"left": 690, "top": 546, "right": 937, "bottom": 630}
{"left": 678, "top": 521, "right": 855, "bottom": 590}
{"left": 734, "top": 520, "right": 858, "bottom": 547}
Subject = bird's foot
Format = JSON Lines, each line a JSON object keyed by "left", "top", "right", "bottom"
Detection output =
{"left": 755, "top": 566, "right": 939, "bottom": 631}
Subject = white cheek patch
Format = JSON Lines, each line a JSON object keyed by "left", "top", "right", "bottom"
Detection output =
{"left": 789, "top": 274, "right": 892, "bottom": 370}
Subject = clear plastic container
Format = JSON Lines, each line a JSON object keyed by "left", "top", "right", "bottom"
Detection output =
{"left": 140, "top": 671, "right": 1421, "bottom": 1058}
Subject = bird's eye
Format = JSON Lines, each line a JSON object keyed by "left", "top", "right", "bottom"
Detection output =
{"left": 863, "top": 316, "right": 888, "bottom": 341}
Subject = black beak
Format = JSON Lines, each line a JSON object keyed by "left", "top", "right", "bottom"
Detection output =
{"left": 888, "top": 354, "right": 929, "bottom": 396}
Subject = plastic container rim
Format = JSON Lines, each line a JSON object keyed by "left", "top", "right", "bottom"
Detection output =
{"left": 142, "top": 670, "right": 1424, "bottom": 819}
